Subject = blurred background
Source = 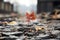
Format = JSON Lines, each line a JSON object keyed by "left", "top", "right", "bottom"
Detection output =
{"left": 0, "top": 0, "right": 60, "bottom": 40}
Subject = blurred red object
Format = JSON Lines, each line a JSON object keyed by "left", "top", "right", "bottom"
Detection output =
{"left": 30, "top": 11, "right": 36, "bottom": 20}
{"left": 26, "top": 11, "right": 36, "bottom": 22}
